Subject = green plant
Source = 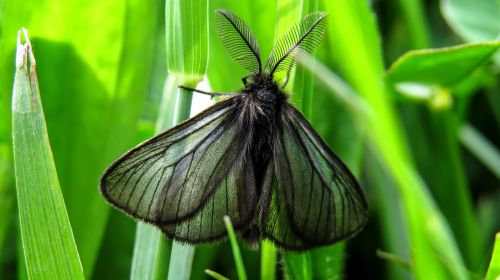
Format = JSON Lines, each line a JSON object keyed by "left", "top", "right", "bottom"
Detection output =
{"left": 1, "top": 0, "right": 499, "bottom": 279}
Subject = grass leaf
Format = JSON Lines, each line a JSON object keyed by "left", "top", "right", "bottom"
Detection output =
{"left": 283, "top": 252, "right": 312, "bottom": 280}
{"left": 485, "top": 232, "right": 500, "bottom": 280}
{"left": 260, "top": 241, "right": 277, "bottom": 280}
{"left": 459, "top": 124, "right": 500, "bottom": 180}
{"left": 205, "top": 269, "right": 230, "bottom": 280}
{"left": 12, "top": 29, "right": 84, "bottom": 280}
{"left": 223, "top": 216, "right": 247, "bottom": 280}
{"left": 130, "top": 1, "right": 210, "bottom": 279}
{"left": 324, "top": 0, "right": 469, "bottom": 278}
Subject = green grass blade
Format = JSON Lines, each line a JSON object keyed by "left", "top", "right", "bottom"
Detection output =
{"left": 2, "top": 2, "right": 161, "bottom": 276}
{"left": 459, "top": 124, "right": 500, "bottom": 180}
{"left": 395, "top": 0, "right": 430, "bottom": 49}
{"left": 485, "top": 232, "right": 500, "bottom": 280}
{"left": 205, "top": 269, "right": 230, "bottom": 280}
{"left": 165, "top": 1, "right": 209, "bottom": 279}
{"left": 298, "top": 52, "right": 409, "bottom": 279}
{"left": 167, "top": 241, "right": 195, "bottom": 280}
{"left": 283, "top": 252, "right": 312, "bottom": 280}
{"left": 324, "top": 0, "right": 469, "bottom": 278}
{"left": 130, "top": 223, "right": 162, "bottom": 280}
{"left": 130, "top": 75, "right": 181, "bottom": 280}
{"left": 12, "top": 29, "right": 84, "bottom": 280}
{"left": 385, "top": 42, "right": 500, "bottom": 269}
{"left": 130, "top": 1, "right": 209, "bottom": 279}
{"left": 260, "top": 241, "right": 277, "bottom": 280}
{"left": 224, "top": 216, "right": 247, "bottom": 280}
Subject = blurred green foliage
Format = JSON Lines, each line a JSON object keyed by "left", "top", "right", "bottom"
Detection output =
{"left": 1, "top": 0, "right": 499, "bottom": 279}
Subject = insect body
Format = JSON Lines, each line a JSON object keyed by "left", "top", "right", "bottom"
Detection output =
{"left": 100, "top": 9, "right": 368, "bottom": 250}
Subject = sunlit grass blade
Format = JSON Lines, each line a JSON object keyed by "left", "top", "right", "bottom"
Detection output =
{"left": 385, "top": 41, "right": 500, "bottom": 270}
{"left": 366, "top": 153, "right": 411, "bottom": 280}
{"left": 12, "top": 29, "right": 84, "bottom": 280}
{"left": 130, "top": 1, "right": 209, "bottom": 279}
{"left": 324, "top": 0, "right": 469, "bottom": 279}
{"left": 167, "top": 241, "right": 195, "bottom": 280}
{"left": 283, "top": 252, "right": 312, "bottom": 280}
{"left": 130, "top": 76, "right": 190, "bottom": 280}
{"left": 165, "top": 1, "right": 209, "bottom": 279}
{"left": 130, "top": 221, "right": 161, "bottom": 280}
{"left": 459, "top": 124, "right": 500, "bottom": 180}
{"left": 376, "top": 249, "right": 411, "bottom": 269}
{"left": 485, "top": 232, "right": 500, "bottom": 280}
{"left": 130, "top": 75, "right": 177, "bottom": 280}
{"left": 260, "top": 241, "right": 277, "bottom": 280}
{"left": 223, "top": 216, "right": 247, "bottom": 280}
{"left": 205, "top": 269, "right": 230, "bottom": 280}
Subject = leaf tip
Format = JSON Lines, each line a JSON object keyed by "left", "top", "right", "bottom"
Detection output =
{"left": 15, "top": 28, "right": 35, "bottom": 70}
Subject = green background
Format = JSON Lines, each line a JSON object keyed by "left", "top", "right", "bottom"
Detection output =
{"left": 1, "top": 0, "right": 500, "bottom": 279}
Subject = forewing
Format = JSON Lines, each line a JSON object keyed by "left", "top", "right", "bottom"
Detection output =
{"left": 264, "top": 104, "right": 368, "bottom": 249}
{"left": 215, "top": 9, "right": 261, "bottom": 72}
{"left": 100, "top": 97, "right": 252, "bottom": 227}
{"left": 161, "top": 157, "right": 256, "bottom": 243}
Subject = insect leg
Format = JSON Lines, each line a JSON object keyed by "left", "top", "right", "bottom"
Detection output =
{"left": 178, "top": 85, "right": 233, "bottom": 97}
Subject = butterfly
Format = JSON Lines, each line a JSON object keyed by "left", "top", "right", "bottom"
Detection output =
{"left": 100, "top": 9, "right": 368, "bottom": 251}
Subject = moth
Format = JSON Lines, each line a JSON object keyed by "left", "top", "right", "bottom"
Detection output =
{"left": 100, "top": 9, "right": 368, "bottom": 250}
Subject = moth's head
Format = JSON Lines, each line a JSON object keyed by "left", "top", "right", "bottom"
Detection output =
{"left": 215, "top": 9, "right": 327, "bottom": 90}
{"left": 242, "top": 72, "right": 275, "bottom": 91}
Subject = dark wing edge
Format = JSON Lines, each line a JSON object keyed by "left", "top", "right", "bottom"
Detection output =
{"left": 100, "top": 97, "right": 256, "bottom": 239}
{"left": 265, "top": 12, "right": 327, "bottom": 76}
{"left": 215, "top": 9, "right": 261, "bottom": 73}
{"left": 262, "top": 104, "right": 368, "bottom": 250}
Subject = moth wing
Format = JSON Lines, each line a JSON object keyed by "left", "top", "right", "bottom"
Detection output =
{"left": 263, "top": 104, "right": 368, "bottom": 249}
{"left": 261, "top": 163, "right": 311, "bottom": 249}
{"left": 161, "top": 157, "right": 256, "bottom": 243}
{"left": 100, "top": 97, "right": 256, "bottom": 233}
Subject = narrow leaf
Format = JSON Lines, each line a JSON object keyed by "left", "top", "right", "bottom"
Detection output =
{"left": 165, "top": 0, "right": 209, "bottom": 83}
{"left": 260, "top": 241, "right": 276, "bottom": 280}
{"left": 324, "top": 0, "right": 468, "bottom": 278}
{"left": 12, "top": 29, "right": 84, "bottom": 280}
{"left": 283, "top": 252, "right": 312, "bottom": 280}
{"left": 131, "top": 1, "right": 209, "bottom": 279}
{"left": 167, "top": 242, "right": 195, "bottom": 280}
{"left": 205, "top": 269, "right": 230, "bottom": 280}
{"left": 459, "top": 124, "right": 500, "bottom": 180}
{"left": 485, "top": 232, "right": 500, "bottom": 280}
{"left": 223, "top": 216, "right": 247, "bottom": 280}
{"left": 164, "top": 1, "right": 210, "bottom": 279}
